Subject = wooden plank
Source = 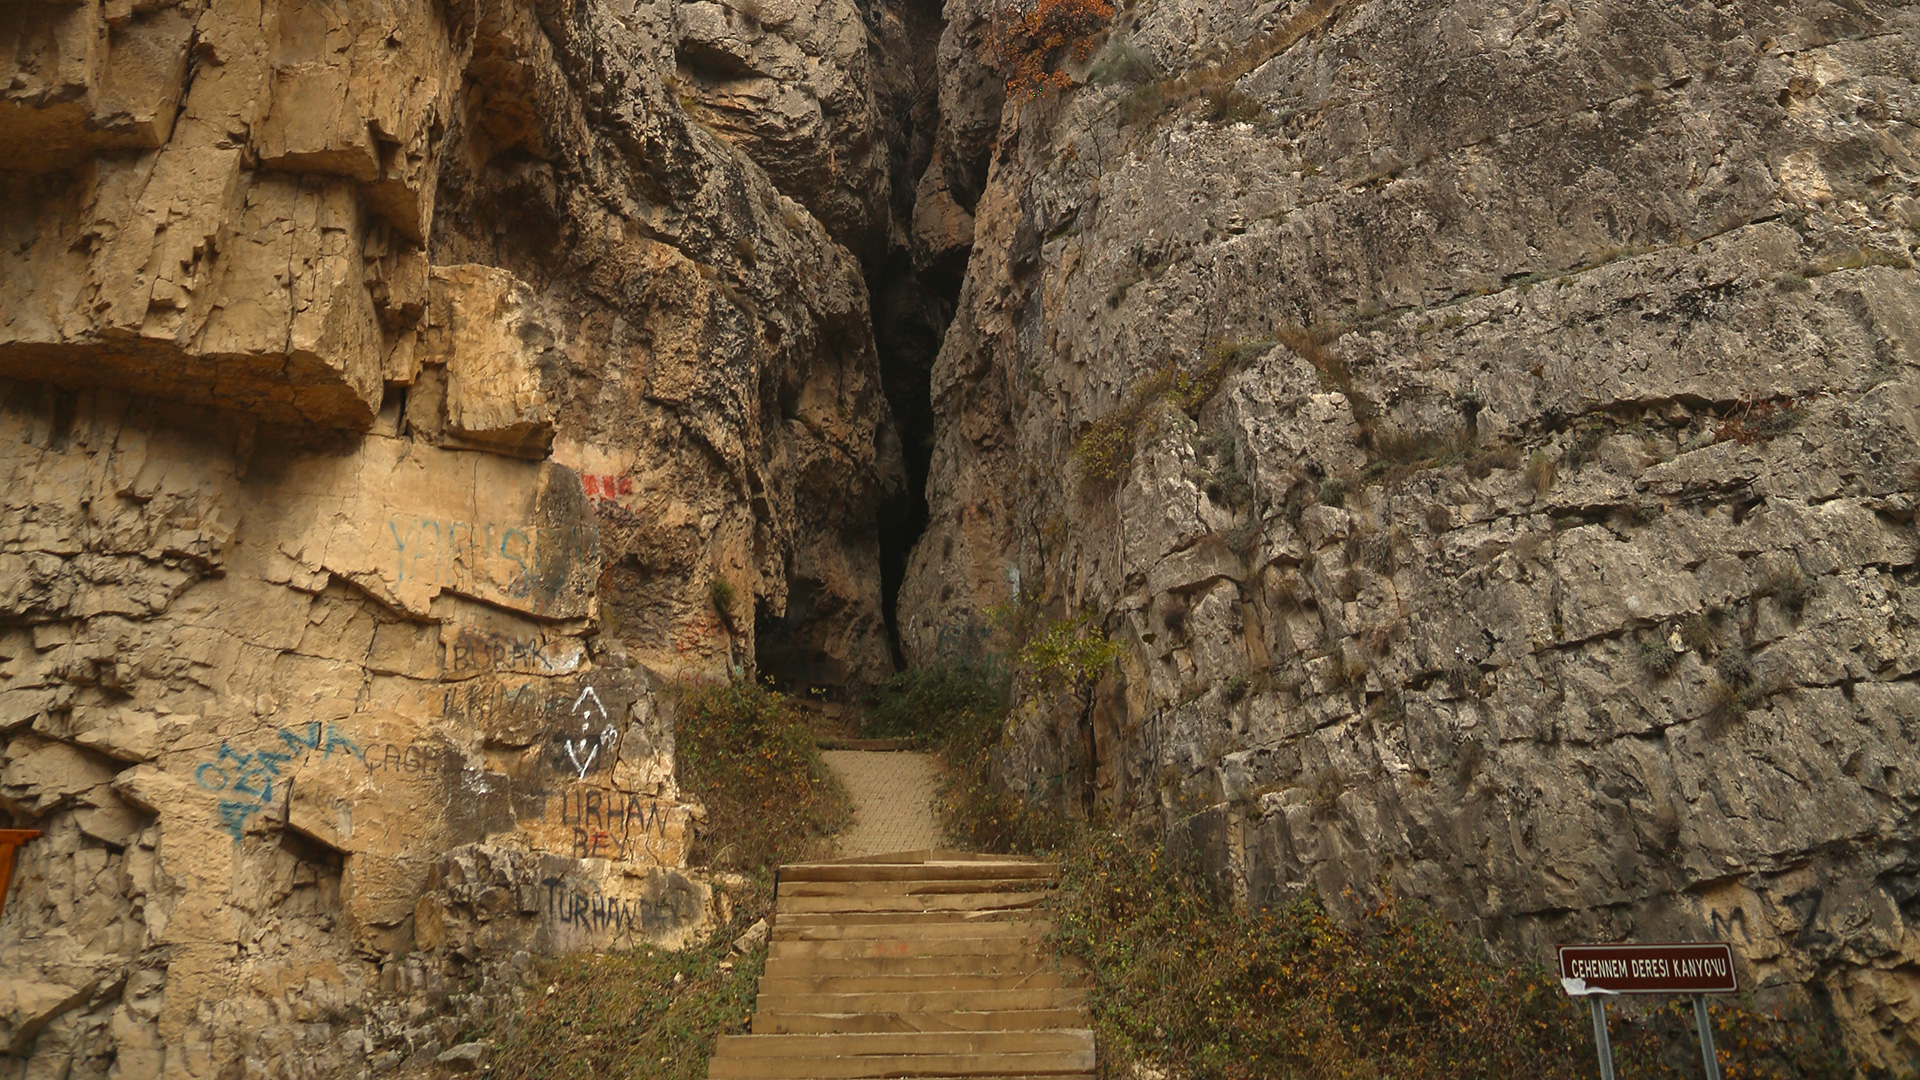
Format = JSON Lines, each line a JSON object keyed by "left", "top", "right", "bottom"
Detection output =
{"left": 772, "top": 920, "right": 1054, "bottom": 941}
{"left": 806, "top": 850, "right": 1046, "bottom": 866}
{"left": 777, "top": 879, "right": 1061, "bottom": 898}
{"left": 751, "top": 988, "right": 1089, "bottom": 1014}
{"left": 780, "top": 862, "right": 1057, "bottom": 883}
{"left": 711, "top": 1030, "right": 1092, "bottom": 1058}
{"left": 706, "top": 1048, "right": 1095, "bottom": 1079}
{"left": 774, "top": 910, "right": 1040, "bottom": 928}
{"left": 763, "top": 953, "right": 1081, "bottom": 979}
{"left": 755, "top": 971, "right": 1076, "bottom": 995}
{"left": 769, "top": 937, "right": 1047, "bottom": 961}
{"left": 751, "top": 1009, "right": 1091, "bottom": 1035}
{"left": 777, "top": 891, "right": 1052, "bottom": 915}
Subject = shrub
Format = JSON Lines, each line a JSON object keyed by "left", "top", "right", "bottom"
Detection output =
{"left": 1072, "top": 365, "right": 1177, "bottom": 492}
{"left": 981, "top": 0, "right": 1114, "bottom": 101}
{"left": 675, "top": 681, "right": 849, "bottom": 872}
{"left": 1050, "top": 830, "right": 1591, "bottom": 1080}
{"left": 1118, "top": 82, "right": 1167, "bottom": 125}
{"left": 1639, "top": 634, "right": 1681, "bottom": 679}
{"left": 1764, "top": 565, "right": 1814, "bottom": 619}
{"left": 1016, "top": 611, "right": 1123, "bottom": 696}
{"left": 857, "top": 662, "right": 1008, "bottom": 744}
{"left": 1679, "top": 611, "right": 1717, "bottom": 654}
{"left": 1714, "top": 649, "right": 1756, "bottom": 689}
{"left": 708, "top": 578, "right": 737, "bottom": 617}
{"left": 1089, "top": 37, "right": 1156, "bottom": 85}
{"left": 486, "top": 922, "right": 769, "bottom": 1080}
{"left": 1317, "top": 476, "right": 1346, "bottom": 508}
{"left": 1525, "top": 450, "right": 1557, "bottom": 495}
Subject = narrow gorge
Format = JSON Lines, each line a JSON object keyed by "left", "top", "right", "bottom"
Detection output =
{"left": 1, "top": 0, "right": 1917, "bottom": 1076}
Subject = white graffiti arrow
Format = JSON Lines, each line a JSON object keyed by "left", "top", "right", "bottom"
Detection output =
{"left": 572, "top": 686, "right": 608, "bottom": 723}
{"left": 564, "top": 686, "right": 616, "bottom": 779}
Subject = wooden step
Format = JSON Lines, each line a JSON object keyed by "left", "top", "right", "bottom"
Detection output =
{"left": 753, "top": 988, "right": 1089, "bottom": 1014}
{"left": 756, "top": 971, "right": 1077, "bottom": 995}
{"left": 764, "top": 953, "right": 1081, "bottom": 978}
{"left": 707, "top": 1048, "right": 1095, "bottom": 1078}
{"left": 773, "top": 920, "right": 1054, "bottom": 942}
{"left": 770, "top": 936, "right": 1048, "bottom": 961}
{"left": 808, "top": 850, "right": 1046, "bottom": 866}
{"left": 752, "top": 1009, "right": 1092, "bottom": 1035}
{"left": 713, "top": 1031, "right": 1093, "bottom": 1058}
{"left": 778, "top": 878, "right": 1060, "bottom": 898}
{"left": 777, "top": 891, "right": 1052, "bottom": 915}
{"left": 775, "top": 910, "right": 1044, "bottom": 929}
{"left": 781, "top": 861, "right": 1057, "bottom": 883}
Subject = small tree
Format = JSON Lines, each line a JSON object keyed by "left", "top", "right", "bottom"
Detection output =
{"left": 982, "top": 0, "right": 1115, "bottom": 101}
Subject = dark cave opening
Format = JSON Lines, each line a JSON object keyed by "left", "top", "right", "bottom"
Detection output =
{"left": 869, "top": 247, "right": 959, "bottom": 670}
{"left": 862, "top": 0, "right": 965, "bottom": 672}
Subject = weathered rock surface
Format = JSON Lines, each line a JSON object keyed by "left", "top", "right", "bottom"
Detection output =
{"left": 902, "top": 0, "right": 1920, "bottom": 1065}
{"left": 0, "top": 0, "right": 928, "bottom": 1075}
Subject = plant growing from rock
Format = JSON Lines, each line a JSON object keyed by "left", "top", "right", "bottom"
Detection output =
{"left": 981, "top": 0, "right": 1114, "bottom": 101}
{"left": 1638, "top": 633, "right": 1681, "bottom": 679}
{"left": 1017, "top": 611, "right": 1124, "bottom": 696}
{"left": 1524, "top": 450, "right": 1556, "bottom": 495}
{"left": 1317, "top": 475, "right": 1346, "bottom": 508}
{"left": 1088, "top": 36, "right": 1156, "bottom": 85}
{"left": 1764, "top": 565, "right": 1814, "bottom": 620}
{"left": 1679, "top": 610, "right": 1718, "bottom": 654}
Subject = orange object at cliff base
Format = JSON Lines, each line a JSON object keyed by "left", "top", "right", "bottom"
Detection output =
{"left": 0, "top": 829, "right": 41, "bottom": 922}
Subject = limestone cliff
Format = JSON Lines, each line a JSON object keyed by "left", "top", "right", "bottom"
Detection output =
{"left": 900, "top": 0, "right": 1920, "bottom": 1066}
{"left": 0, "top": 0, "right": 941, "bottom": 1075}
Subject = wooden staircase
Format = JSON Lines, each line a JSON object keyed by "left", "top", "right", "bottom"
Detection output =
{"left": 708, "top": 851, "right": 1094, "bottom": 1080}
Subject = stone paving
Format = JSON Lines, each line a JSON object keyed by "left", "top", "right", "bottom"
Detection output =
{"left": 821, "top": 750, "right": 942, "bottom": 857}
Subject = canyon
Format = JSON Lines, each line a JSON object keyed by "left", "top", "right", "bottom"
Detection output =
{"left": 1, "top": 0, "right": 1917, "bottom": 1075}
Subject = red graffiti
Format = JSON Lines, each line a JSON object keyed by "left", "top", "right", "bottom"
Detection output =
{"left": 674, "top": 614, "right": 725, "bottom": 654}
{"left": 580, "top": 474, "right": 634, "bottom": 501}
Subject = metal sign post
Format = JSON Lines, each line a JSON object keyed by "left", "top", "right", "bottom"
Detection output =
{"left": 1588, "top": 995, "right": 1617, "bottom": 1080}
{"left": 1692, "top": 994, "right": 1723, "bottom": 1080}
{"left": 1559, "top": 942, "right": 1738, "bottom": 1080}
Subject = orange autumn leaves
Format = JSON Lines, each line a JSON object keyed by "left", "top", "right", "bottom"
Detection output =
{"left": 981, "top": 0, "right": 1114, "bottom": 100}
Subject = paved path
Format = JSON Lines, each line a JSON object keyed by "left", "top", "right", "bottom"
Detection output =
{"left": 821, "top": 750, "right": 942, "bottom": 858}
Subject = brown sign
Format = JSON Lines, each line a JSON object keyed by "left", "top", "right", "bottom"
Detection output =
{"left": 1558, "top": 942, "right": 1738, "bottom": 995}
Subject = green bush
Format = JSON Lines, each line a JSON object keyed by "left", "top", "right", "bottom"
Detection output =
{"left": 485, "top": 919, "right": 767, "bottom": 1080}
{"left": 675, "top": 680, "right": 849, "bottom": 872}
{"left": 1090, "top": 37, "right": 1157, "bottom": 86}
{"left": 858, "top": 662, "right": 1009, "bottom": 744}
{"left": 1051, "top": 830, "right": 1590, "bottom": 1080}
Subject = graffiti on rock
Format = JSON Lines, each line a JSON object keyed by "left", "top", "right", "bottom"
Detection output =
{"left": 541, "top": 872, "right": 702, "bottom": 938}
{"left": 558, "top": 686, "right": 617, "bottom": 780}
{"left": 194, "top": 722, "right": 363, "bottom": 841}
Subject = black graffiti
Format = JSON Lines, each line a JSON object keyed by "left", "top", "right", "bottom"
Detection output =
{"left": 541, "top": 877, "right": 698, "bottom": 935}
{"left": 554, "top": 787, "right": 674, "bottom": 860}
{"left": 363, "top": 741, "right": 438, "bottom": 775}
{"left": 447, "top": 626, "right": 575, "bottom": 675}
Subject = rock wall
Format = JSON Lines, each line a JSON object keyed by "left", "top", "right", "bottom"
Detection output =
{"left": 0, "top": 0, "right": 932, "bottom": 1075}
{"left": 901, "top": 0, "right": 1920, "bottom": 1065}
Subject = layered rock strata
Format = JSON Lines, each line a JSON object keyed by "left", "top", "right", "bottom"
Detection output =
{"left": 902, "top": 0, "right": 1920, "bottom": 1064}
{"left": 0, "top": 0, "right": 920, "bottom": 1076}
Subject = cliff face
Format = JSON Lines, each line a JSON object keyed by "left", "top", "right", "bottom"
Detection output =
{"left": 900, "top": 0, "right": 1920, "bottom": 1064}
{"left": 0, "top": 0, "right": 939, "bottom": 1075}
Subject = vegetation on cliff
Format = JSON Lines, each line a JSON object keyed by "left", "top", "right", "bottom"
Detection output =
{"left": 481, "top": 681, "right": 846, "bottom": 1079}
{"left": 874, "top": 663, "right": 1878, "bottom": 1080}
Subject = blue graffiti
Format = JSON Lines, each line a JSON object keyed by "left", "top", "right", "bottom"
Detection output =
{"left": 386, "top": 515, "right": 596, "bottom": 611}
{"left": 195, "top": 723, "right": 364, "bottom": 842}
